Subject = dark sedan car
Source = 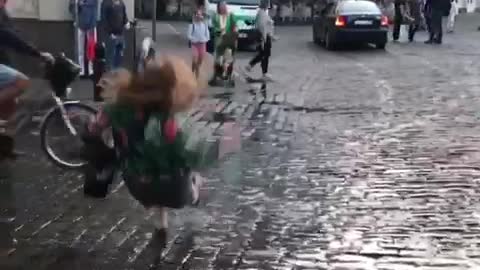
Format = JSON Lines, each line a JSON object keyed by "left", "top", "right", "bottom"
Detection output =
{"left": 312, "top": 0, "right": 389, "bottom": 50}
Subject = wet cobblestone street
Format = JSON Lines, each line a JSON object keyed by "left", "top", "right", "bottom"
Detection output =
{"left": 2, "top": 17, "right": 480, "bottom": 269}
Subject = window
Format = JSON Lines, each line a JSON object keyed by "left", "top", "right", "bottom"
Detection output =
{"left": 337, "top": 1, "right": 382, "bottom": 14}
{"left": 210, "top": 0, "right": 260, "bottom": 6}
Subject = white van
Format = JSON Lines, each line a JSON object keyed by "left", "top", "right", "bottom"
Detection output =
{"left": 208, "top": 0, "right": 270, "bottom": 46}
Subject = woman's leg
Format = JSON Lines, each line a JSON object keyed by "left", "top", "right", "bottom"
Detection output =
{"left": 151, "top": 206, "right": 168, "bottom": 230}
{"left": 191, "top": 172, "right": 204, "bottom": 205}
{"left": 191, "top": 44, "right": 199, "bottom": 78}
{"left": 261, "top": 37, "right": 272, "bottom": 77}
{"left": 248, "top": 43, "right": 264, "bottom": 70}
{"left": 197, "top": 43, "right": 206, "bottom": 78}
{"left": 408, "top": 24, "right": 418, "bottom": 41}
{"left": 0, "top": 66, "right": 29, "bottom": 120}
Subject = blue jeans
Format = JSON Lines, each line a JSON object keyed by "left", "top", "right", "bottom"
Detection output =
{"left": 106, "top": 34, "right": 125, "bottom": 70}
{"left": 0, "top": 64, "right": 25, "bottom": 89}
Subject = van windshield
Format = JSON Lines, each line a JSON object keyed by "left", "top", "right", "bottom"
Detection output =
{"left": 210, "top": 0, "right": 260, "bottom": 6}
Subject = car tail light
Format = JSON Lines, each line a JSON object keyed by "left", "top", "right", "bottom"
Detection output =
{"left": 335, "top": 16, "right": 346, "bottom": 27}
{"left": 381, "top": 15, "right": 389, "bottom": 26}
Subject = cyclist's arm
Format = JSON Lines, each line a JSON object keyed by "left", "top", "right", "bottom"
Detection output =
{"left": 0, "top": 27, "right": 42, "bottom": 58}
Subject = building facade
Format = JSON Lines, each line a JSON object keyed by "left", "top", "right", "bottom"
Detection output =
{"left": 136, "top": 0, "right": 480, "bottom": 21}
{"left": 6, "top": 0, "right": 136, "bottom": 76}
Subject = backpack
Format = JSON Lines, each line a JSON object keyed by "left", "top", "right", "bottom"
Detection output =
{"left": 81, "top": 109, "right": 193, "bottom": 208}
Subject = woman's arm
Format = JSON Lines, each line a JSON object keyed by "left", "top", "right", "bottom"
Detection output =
{"left": 88, "top": 108, "right": 111, "bottom": 135}
{"left": 187, "top": 24, "right": 194, "bottom": 41}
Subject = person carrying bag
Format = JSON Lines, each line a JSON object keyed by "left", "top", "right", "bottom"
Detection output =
{"left": 81, "top": 57, "right": 232, "bottom": 239}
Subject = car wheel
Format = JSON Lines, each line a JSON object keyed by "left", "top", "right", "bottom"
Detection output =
{"left": 376, "top": 42, "right": 386, "bottom": 49}
{"left": 325, "top": 30, "right": 335, "bottom": 50}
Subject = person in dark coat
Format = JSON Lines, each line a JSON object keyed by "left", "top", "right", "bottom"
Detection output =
{"left": 423, "top": 0, "right": 432, "bottom": 42}
{"left": 392, "top": 0, "right": 406, "bottom": 41}
{"left": 425, "top": 0, "right": 451, "bottom": 44}
{"left": 101, "top": 0, "right": 129, "bottom": 70}
{"left": 406, "top": 0, "right": 422, "bottom": 42}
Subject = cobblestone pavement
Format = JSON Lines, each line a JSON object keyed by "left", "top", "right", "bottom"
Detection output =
{"left": 3, "top": 16, "right": 480, "bottom": 269}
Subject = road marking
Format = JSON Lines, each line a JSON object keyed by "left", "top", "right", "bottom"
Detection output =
{"left": 116, "top": 226, "right": 138, "bottom": 247}
{"left": 111, "top": 181, "right": 125, "bottom": 194}
{"left": 71, "top": 229, "right": 88, "bottom": 247}
{"left": 128, "top": 232, "right": 153, "bottom": 263}
{"left": 69, "top": 184, "right": 83, "bottom": 194}
{"left": 30, "top": 213, "right": 64, "bottom": 237}
{"left": 88, "top": 217, "right": 127, "bottom": 252}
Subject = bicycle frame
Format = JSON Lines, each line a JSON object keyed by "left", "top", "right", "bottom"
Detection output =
{"left": 48, "top": 92, "right": 84, "bottom": 137}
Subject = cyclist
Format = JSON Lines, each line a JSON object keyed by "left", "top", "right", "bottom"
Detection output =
{"left": 0, "top": 0, "right": 53, "bottom": 158}
{"left": 209, "top": 1, "right": 237, "bottom": 85}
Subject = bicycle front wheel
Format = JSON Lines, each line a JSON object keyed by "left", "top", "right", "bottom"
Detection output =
{"left": 40, "top": 102, "right": 97, "bottom": 169}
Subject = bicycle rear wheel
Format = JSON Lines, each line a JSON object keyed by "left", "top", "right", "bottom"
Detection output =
{"left": 40, "top": 102, "right": 97, "bottom": 169}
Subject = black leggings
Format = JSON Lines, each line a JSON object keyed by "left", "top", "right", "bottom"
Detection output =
{"left": 249, "top": 36, "right": 272, "bottom": 74}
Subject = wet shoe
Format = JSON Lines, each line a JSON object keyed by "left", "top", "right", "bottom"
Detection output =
{"left": 152, "top": 228, "right": 167, "bottom": 248}
{"left": 191, "top": 173, "right": 204, "bottom": 207}
{"left": 262, "top": 74, "right": 273, "bottom": 81}
{"left": 208, "top": 78, "right": 217, "bottom": 86}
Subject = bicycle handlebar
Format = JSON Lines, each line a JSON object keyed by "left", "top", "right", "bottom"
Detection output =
{"left": 44, "top": 53, "right": 81, "bottom": 97}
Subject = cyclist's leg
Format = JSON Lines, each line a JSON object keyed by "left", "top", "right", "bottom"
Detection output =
{"left": 0, "top": 65, "right": 28, "bottom": 158}
{"left": 0, "top": 65, "right": 29, "bottom": 120}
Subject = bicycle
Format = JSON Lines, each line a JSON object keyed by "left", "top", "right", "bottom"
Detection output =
{"left": 41, "top": 26, "right": 156, "bottom": 169}
{"left": 39, "top": 53, "right": 98, "bottom": 169}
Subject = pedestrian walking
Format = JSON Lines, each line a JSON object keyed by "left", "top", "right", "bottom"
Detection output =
{"left": 69, "top": 0, "right": 98, "bottom": 77}
{"left": 209, "top": 1, "right": 237, "bottom": 85}
{"left": 445, "top": 0, "right": 457, "bottom": 33}
{"left": 392, "top": 0, "right": 407, "bottom": 41}
{"left": 423, "top": 0, "right": 433, "bottom": 42}
{"left": 245, "top": 0, "right": 274, "bottom": 81}
{"left": 101, "top": 0, "right": 130, "bottom": 70}
{"left": 188, "top": 9, "right": 210, "bottom": 79}
{"left": 406, "top": 0, "right": 423, "bottom": 42}
{"left": 424, "top": 0, "right": 451, "bottom": 44}
{"left": 83, "top": 56, "right": 239, "bottom": 240}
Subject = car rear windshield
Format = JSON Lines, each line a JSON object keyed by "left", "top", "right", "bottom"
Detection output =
{"left": 210, "top": 0, "right": 260, "bottom": 5}
{"left": 338, "top": 1, "right": 381, "bottom": 14}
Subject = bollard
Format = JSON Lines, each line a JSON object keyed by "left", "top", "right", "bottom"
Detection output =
{"left": 93, "top": 42, "right": 107, "bottom": 102}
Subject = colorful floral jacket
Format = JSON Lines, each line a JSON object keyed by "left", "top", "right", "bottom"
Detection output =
{"left": 88, "top": 103, "right": 215, "bottom": 180}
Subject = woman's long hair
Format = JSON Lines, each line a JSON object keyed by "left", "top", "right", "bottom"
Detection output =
{"left": 99, "top": 56, "right": 199, "bottom": 113}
